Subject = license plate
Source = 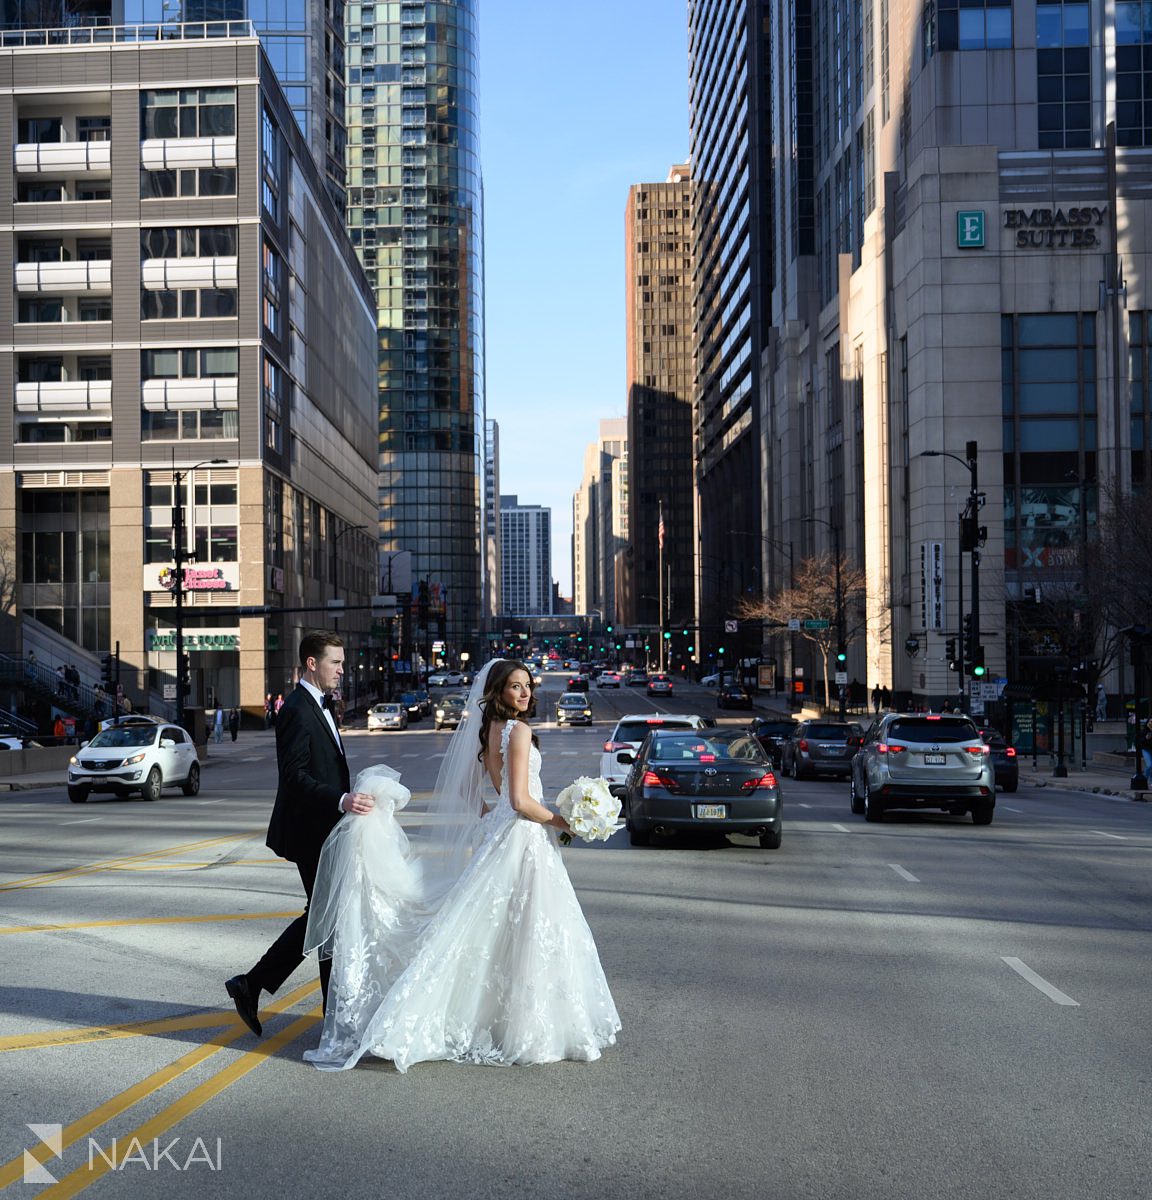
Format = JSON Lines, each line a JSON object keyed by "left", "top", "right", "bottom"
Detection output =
{"left": 924, "top": 754, "right": 947, "bottom": 765}
{"left": 695, "top": 804, "right": 727, "bottom": 820}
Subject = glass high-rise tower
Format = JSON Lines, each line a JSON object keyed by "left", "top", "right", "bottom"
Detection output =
{"left": 345, "top": 0, "right": 485, "bottom": 661}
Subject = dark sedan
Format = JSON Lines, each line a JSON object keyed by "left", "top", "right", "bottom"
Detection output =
{"left": 717, "top": 684, "right": 754, "bottom": 710}
{"left": 748, "top": 717, "right": 797, "bottom": 766}
{"left": 781, "top": 720, "right": 864, "bottom": 779}
{"left": 398, "top": 691, "right": 426, "bottom": 721}
{"left": 567, "top": 675, "right": 590, "bottom": 693}
{"left": 625, "top": 671, "right": 649, "bottom": 687}
{"left": 980, "top": 728, "right": 1020, "bottom": 792}
{"left": 616, "top": 728, "right": 782, "bottom": 849}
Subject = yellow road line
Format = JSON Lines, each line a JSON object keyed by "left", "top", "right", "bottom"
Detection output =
{"left": 0, "top": 831, "right": 262, "bottom": 893}
{"left": 0, "top": 911, "right": 301, "bottom": 938}
{"left": 0, "top": 1013, "right": 234, "bottom": 1054}
{"left": 37, "top": 1004, "right": 324, "bottom": 1199}
{"left": 0, "top": 979, "right": 319, "bottom": 1190}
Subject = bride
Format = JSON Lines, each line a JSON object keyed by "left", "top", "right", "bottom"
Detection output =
{"left": 302, "top": 659, "right": 621, "bottom": 1072}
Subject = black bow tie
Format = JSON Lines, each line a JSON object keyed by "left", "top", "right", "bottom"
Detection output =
{"left": 321, "top": 694, "right": 335, "bottom": 712}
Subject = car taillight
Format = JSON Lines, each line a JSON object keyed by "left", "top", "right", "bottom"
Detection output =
{"left": 876, "top": 743, "right": 889, "bottom": 754}
{"left": 965, "top": 745, "right": 991, "bottom": 756}
{"left": 742, "top": 772, "right": 777, "bottom": 790}
{"left": 699, "top": 754, "right": 716, "bottom": 763}
{"left": 1005, "top": 747, "right": 1016, "bottom": 757}
{"left": 798, "top": 739, "right": 809, "bottom": 752}
{"left": 641, "top": 770, "right": 678, "bottom": 792}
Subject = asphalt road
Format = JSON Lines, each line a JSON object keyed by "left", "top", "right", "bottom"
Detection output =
{"left": 1, "top": 674, "right": 1149, "bottom": 1199}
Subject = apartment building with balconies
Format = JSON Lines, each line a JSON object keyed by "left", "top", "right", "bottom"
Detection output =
{"left": 0, "top": 20, "right": 377, "bottom": 722}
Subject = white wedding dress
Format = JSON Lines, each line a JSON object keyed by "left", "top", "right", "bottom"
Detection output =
{"left": 303, "top": 721, "right": 621, "bottom": 1072}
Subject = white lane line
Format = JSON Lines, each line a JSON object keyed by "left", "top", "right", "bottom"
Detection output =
{"left": 240, "top": 755, "right": 263, "bottom": 762}
{"left": 1091, "top": 830, "right": 1128, "bottom": 840}
{"left": 831, "top": 822, "right": 850, "bottom": 832}
{"left": 1001, "top": 957, "right": 1080, "bottom": 1007}
{"left": 888, "top": 863, "right": 920, "bottom": 883}
{"left": 198, "top": 799, "right": 224, "bottom": 805}
{"left": 560, "top": 751, "right": 579, "bottom": 756}
{"left": 1001, "top": 806, "right": 1023, "bottom": 813}
{"left": 62, "top": 817, "right": 102, "bottom": 825}
{"left": 796, "top": 803, "right": 812, "bottom": 809}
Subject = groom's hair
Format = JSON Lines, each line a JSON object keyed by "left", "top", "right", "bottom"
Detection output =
{"left": 299, "top": 629, "right": 343, "bottom": 668}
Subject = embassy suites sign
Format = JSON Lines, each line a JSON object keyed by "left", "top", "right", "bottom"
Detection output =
{"left": 1004, "top": 205, "right": 1108, "bottom": 248}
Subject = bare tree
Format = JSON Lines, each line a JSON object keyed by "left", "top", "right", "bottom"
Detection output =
{"left": 0, "top": 535, "right": 16, "bottom": 619}
{"left": 736, "top": 553, "right": 867, "bottom": 709}
{"left": 1091, "top": 485, "right": 1152, "bottom": 632}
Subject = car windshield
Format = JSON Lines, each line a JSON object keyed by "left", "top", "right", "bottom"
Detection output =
{"left": 614, "top": 718, "right": 696, "bottom": 743}
{"left": 755, "top": 721, "right": 795, "bottom": 735}
{"left": 89, "top": 727, "right": 157, "bottom": 749}
{"left": 805, "top": 723, "right": 859, "bottom": 738}
{"left": 400, "top": 693, "right": 418, "bottom": 703}
{"left": 650, "top": 734, "right": 767, "bottom": 763}
{"left": 887, "top": 718, "right": 979, "bottom": 743}
{"left": 560, "top": 695, "right": 585, "bottom": 704}
{"left": 441, "top": 698, "right": 465, "bottom": 709}
{"left": 376, "top": 705, "right": 402, "bottom": 714}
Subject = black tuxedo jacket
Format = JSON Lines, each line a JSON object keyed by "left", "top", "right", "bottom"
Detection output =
{"left": 265, "top": 684, "right": 350, "bottom": 863}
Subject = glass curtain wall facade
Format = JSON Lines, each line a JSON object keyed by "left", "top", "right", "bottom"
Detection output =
{"left": 346, "top": 0, "right": 485, "bottom": 659}
{"left": 688, "top": 0, "right": 773, "bottom": 662}
{"left": 117, "top": 0, "right": 347, "bottom": 207}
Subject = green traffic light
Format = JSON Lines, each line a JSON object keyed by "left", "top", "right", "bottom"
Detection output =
{"left": 663, "top": 632, "right": 671, "bottom": 640}
{"left": 972, "top": 664, "right": 986, "bottom": 677}
{"left": 718, "top": 646, "right": 725, "bottom": 655}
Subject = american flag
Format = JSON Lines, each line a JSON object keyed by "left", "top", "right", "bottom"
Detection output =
{"left": 658, "top": 511, "right": 665, "bottom": 551}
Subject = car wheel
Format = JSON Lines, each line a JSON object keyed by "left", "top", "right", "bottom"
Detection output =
{"left": 971, "top": 804, "right": 994, "bottom": 826}
{"left": 140, "top": 766, "right": 163, "bottom": 802}
{"left": 67, "top": 785, "right": 89, "bottom": 804}
{"left": 849, "top": 773, "right": 865, "bottom": 815}
{"left": 790, "top": 757, "right": 803, "bottom": 781}
{"left": 759, "top": 825, "right": 782, "bottom": 849}
{"left": 863, "top": 781, "right": 884, "bottom": 822}
{"left": 181, "top": 762, "right": 200, "bottom": 797}
{"left": 1002, "top": 779, "right": 1018, "bottom": 794}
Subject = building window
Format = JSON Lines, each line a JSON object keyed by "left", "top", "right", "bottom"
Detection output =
{"left": 1128, "top": 312, "right": 1152, "bottom": 483}
{"left": 142, "top": 409, "right": 239, "bottom": 442}
{"left": 141, "top": 289, "right": 237, "bottom": 320}
{"left": 141, "top": 167, "right": 236, "bottom": 199}
{"left": 1116, "top": 3, "right": 1152, "bottom": 146}
{"left": 1036, "top": 3, "right": 1091, "bottom": 148}
{"left": 141, "top": 88, "right": 236, "bottom": 139}
{"left": 935, "top": 0, "right": 1013, "bottom": 51}
{"left": 142, "top": 348, "right": 238, "bottom": 379}
{"left": 141, "top": 226, "right": 237, "bottom": 259}
{"left": 1001, "top": 312, "right": 1097, "bottom": 573}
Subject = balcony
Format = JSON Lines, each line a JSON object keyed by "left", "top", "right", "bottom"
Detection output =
{"left": 141, "top": 378, "right": 239, "bottom": 409}
{"left": 140, "top": 257, "right": 238, "bottom": 290}
{"left": 15, "top": 380, "right": 112, "bottom": 412}
{"left": 14, "top": 141, "right": 111, "bottom": 175}
{"left": 141, "top": 137, "right": 237, "bottom": 170}
{"left": 15, "top": 260, "right": 111, "bottom": 293}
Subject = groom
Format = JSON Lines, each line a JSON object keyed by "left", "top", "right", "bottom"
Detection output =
{"left": 226, "top": 630, "right": 374, "bottom": 1037}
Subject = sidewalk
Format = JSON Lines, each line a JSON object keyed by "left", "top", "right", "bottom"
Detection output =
{"left": 0, "top": 727, "right": 278, "bottom": 793}
{"left": 1019, "top": 756, "right": 1152, "bottom": 801}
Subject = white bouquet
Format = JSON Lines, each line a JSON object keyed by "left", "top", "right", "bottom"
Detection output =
{"left": 554, "top": 776, "right": 622, "bottom": 845}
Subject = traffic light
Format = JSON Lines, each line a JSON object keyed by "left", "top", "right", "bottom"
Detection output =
{"left": 718, "top": 646, "right": 725, "bottom": 656}
{"left": 100, "top": 653, "right": 114, "bottom": 687}
{"left": 179, "top": 652, "right": 191, "bottom": 696}
{"left": 969, "top": 646, "right": 986, "bottom": 678}
{"left": 835, "top": 644, "right": 847, "bottom": 665}
{"left": 687, "top": 644, "right": 694, "bottom": 654}
{"left": 663, "top": 631, "right": 671, "bottom": 640}
{"left": 682, "top": 628, "right": 689, "bottom": 637}
{"left": 606, "top": 624, "right": 613, "bottom": 634}
{"left": 946, "top": 637, "right": 960, "bottom": 672}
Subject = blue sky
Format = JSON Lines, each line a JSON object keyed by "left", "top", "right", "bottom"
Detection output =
{"left": 480, "top": 2, "right": 689, "bottom": 595}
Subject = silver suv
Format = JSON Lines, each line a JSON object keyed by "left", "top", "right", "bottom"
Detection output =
{"left": 849, "top": 713, "right": 996, "bottom": 825}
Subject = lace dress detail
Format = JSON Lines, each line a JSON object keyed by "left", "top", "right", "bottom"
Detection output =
{"left": 304, "top": 720, "right": 621, "bottom": 1073}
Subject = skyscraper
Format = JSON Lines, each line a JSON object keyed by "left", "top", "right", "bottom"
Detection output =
{"left": 499, "top": 496, "right": 551, "bottom": 616}
{"left": 688, "top": 1, "right": 773, "bottom": 662}
{"left": 571, "top": 419, "right": 626, "bottom": 623}
{"left": 484, "top": 419, "right": 500, "bottom": 620}
{"left": 624, "top": 163, "right": 695, "bottom": 631}
{"left": 345, "top": 0, "right": 485, "bottom": 660}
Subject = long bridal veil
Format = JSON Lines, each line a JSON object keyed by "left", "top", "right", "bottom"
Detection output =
{"left": 302, "top": 661, "right": 500, "bottom": 1031}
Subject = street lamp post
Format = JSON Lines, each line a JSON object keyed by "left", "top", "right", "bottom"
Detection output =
{"left": 922, "top": 444, "right": 982, "bottom": 715}
{"left": 171, "top": 457, "right": 227, "bottom": 728}
{"left": 804, "top": 516, "right": 845, "bottom": 718}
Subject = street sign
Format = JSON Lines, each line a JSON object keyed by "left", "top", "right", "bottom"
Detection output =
{"left": 724, "top": 620, "right": 738, "bottom": 633}
{"left": 802, "top": 619, "right": 830, "bottom": 630}
{"left": 835, "top": 671, "right": 848, "bottom": 685}
{"left": 788, "top": 618, "right": 801, "bottom": 632}
{"left": 163, "top": 683, "right": 176, "bottom": 700}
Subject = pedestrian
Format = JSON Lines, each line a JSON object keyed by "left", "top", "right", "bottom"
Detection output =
{"left": 25, "top": 650, "right": 36, "bottom": 679}
{"left": 881, "top": 685, "right": 891, "bottom": 709}
{"left": 1095, "top": 683, "right": 1108, "bottom": 723}
{"left": 214, "top": 706, "right": 225, "bottom": 744}
{"left": 264, "top": 694, "right": 273, "bottom": 728}
{"left": 226, "top": 631, "right": 362, "bottom": 1036}
{"left": 1140, "top": 718, "right": 1152, "bottom": 780}
{"left": 228, "top": 707, "right": 240, "bottom": 742}
{"left": 871, "top": 683, "right": 881, "bottom": 713}
{"left": 55, "top": 665, "right": 65, "bottom": 696}
{"left": 53, "top": 715, "right": 65, "bottom": 742}
{"left": 274, "top": 693, "right": 284, "bottom": 721}
{"left": 68, "top": 663, "right": 80, "bottom": 701}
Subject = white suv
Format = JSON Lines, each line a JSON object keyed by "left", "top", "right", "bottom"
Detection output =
{"left": 68, "top": 722, "right": 200, "bottom": 803}
{"left": 599, "top": 713, "right": 713, "bottom": 785}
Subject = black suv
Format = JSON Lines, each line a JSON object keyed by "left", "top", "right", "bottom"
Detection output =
{"left": 748, "top": 717, "right": 797, "bottom": 766}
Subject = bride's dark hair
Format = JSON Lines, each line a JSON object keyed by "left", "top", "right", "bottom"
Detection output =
{"left": 477, "top": 659, "right": 539, "bottom": 760}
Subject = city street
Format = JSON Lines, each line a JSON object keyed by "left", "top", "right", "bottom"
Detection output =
{"left": 1, "top": 678, "right": 1150, "bottom": 1199}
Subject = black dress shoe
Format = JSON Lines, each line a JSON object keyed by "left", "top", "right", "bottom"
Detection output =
{"left": 225, "top": 974, "right": 263, "bottom": 1037}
